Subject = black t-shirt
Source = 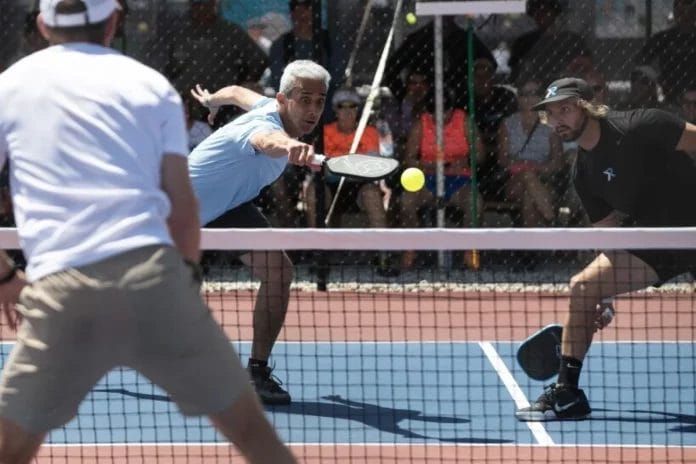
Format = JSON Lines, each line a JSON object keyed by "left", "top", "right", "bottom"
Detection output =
{"left": 574, "top": 109, "right": 696, "bottom": 226}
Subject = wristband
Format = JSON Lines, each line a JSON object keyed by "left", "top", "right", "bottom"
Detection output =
{"left": 0, "top": 264, "right": 17, "bottom": 285}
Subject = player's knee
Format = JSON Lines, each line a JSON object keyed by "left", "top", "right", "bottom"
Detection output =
{"left": 568, "top": 276, "right": 600, "bottom": 312}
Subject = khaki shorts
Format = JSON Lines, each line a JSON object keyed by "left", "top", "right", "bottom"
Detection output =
{"left": 0, "top": 245, "right": 249, "bottom": 434}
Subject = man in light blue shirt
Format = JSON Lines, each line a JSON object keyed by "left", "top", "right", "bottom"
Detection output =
{"left": 189, "top": 60, "right": 330, "bottom": 405}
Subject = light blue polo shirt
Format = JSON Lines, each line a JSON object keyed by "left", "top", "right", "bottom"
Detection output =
{"left": 188, "top": 97, "right": 288, "bottom": 224}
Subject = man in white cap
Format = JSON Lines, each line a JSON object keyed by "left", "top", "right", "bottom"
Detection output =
{"left": 0, "top": 1, "right": 297, "bottom": 462}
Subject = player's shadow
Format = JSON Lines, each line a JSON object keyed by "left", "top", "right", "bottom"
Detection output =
{"left": 268, "top": 394, "right": 511, "bottom": 444}
{"left": 592, "top": 408, "right": 696, "bottom": 433}
{"left": 93, "top": 389, "right": 511, "bottom": 443}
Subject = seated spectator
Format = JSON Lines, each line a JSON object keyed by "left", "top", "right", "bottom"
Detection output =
{"left": 634, "top": 0, "right": 696, "bottom": 107}
{"left": 497, "top": 78, "right": 564, "bottom": 228}
{"left": 399, "top": 90, "right": 483, "bottom": 269}
{"left": 304, "top": 89, "right": 395, "bottom": 274}
{"left": 145, "top": 0, "right": 267, "bottom": 126}
{"left": 615, "top": 65, "right": 660, "bottom": 110}
{"left": 383, "top": 16, "right": 495, "bottom": 107}
{"left": 470, "top": 56, "right": 518, "bottom": 204}
{"left": 382, "top": 67, "right": 432, "bottom": 155}
{"left": 509, "top": 0, "right": 592, "bottom": 87}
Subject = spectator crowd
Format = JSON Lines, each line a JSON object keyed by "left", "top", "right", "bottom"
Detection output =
{"left": 4, "top": 0, "right": 696, "bottom": 273}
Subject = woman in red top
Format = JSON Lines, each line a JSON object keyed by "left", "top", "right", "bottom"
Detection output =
{"left": 399, "top": 90, "right": 483, "bottom": 269}
{"left": 304, "top": 89, "right": 394, "bottom": 274}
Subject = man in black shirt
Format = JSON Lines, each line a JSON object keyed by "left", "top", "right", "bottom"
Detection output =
{"left": 515, "top": 77, "right": 696, "bottom": 421}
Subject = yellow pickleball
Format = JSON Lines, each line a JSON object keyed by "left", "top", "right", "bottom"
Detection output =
{"left": 405, "top": 12, "right": 417, "bottom": 25}
{"left": 401, "top": 167, "right": 425, "bottom": 192}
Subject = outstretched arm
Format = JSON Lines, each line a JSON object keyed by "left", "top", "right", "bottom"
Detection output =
{"left": 249, "top": 130, "right": 317, "bottom": 169}
{"left": 191, "top": 84, "right": 265, "bottom": 125}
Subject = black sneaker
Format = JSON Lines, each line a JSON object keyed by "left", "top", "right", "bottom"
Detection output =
{"left": 515, "top": 383, "right": 591, "bottom": 421}
{"left": 248, "top": 365, "right": 291, "bottom": 405}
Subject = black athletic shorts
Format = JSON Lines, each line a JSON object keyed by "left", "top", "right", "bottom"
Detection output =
{"left": 628, "top": 248, "right": 696, "bottom": 285}
{"left": 205, "top": 201, "right": 270, "bottom": 258}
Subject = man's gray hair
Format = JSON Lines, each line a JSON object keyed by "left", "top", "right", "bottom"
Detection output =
{"left": 278, "top": 60, "right": 331, "bottom": 96}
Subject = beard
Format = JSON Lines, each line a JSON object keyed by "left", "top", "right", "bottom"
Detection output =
{"left": 557, "top": 114, "right": 588, "bottom": 142}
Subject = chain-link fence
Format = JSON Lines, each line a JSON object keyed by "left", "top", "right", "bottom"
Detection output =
{"left": 2, "top": 0, "right": 695, "bottom": 264}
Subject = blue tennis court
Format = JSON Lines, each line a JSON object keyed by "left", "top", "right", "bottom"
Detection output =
{"left": 3, "top": 341, "right": 690, "bottom": 448}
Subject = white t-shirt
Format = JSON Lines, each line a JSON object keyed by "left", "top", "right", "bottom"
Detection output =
{"left": 0, "top": 43, "right": 188, "bottom": 281}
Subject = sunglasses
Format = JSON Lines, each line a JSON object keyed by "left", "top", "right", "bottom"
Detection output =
{"left": 336, "top": 103, "right": 358, "bottom": 109}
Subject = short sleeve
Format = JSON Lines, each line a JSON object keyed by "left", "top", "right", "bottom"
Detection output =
{"left": 251, "top": 96, "right": 273, "bottom": 111}
{"left": 159, "top": 85, "right": 189, "bottom": 157}
{"left": 243, "top": 99, "right": 284, "bottom": 141}
{"left": 633, "top": 109, "right": 685, "bottom": 152}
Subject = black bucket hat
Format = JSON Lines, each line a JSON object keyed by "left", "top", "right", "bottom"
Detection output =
{"left": 531, "top": 77, "right": 594, "bottom": 111}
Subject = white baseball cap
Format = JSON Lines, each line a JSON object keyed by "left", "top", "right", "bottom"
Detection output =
{"left": 40, "top": 0, "right": 120, "bottom": 28}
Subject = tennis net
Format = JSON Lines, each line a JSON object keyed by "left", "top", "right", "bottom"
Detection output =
{"left": 0, "top": 227, "right": 694, "bottom": 464}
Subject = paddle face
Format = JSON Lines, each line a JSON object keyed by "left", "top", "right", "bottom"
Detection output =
{"left": 517, "top": 324, "right": 563, "bottom": 381}
{"left": 324, "top": 154, "right": 399, "bottom": 181}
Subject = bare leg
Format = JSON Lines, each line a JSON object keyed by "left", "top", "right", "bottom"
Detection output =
{"left": 240, "top": 250, "right": 294, "bottom": 361}
{"left": 0, "top": 419, "right": 44, "bottom": 464}
{"left": 209, "top": 388, "right": 297, "bottom": 464}
{"left": 448, "top": 185, "right": 483, "bottom": 228}
{"left": 563, "top": 250, "right": 659, "bottom": 361}
{"left": 520, "top": 171, "right": 555, "bottom": 222}
{"left": 506, "top": 172, "right": 553, "bottom": 226}
{"left": 357, "top": 183, "right": 387, "bottom": 228}
{"left": 303, "top": 182, "right": 332, "bottom": 228}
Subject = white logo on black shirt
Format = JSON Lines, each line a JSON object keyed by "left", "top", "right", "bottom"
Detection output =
{"left": 603, "top": 168, "right": 616, "bottom": 181}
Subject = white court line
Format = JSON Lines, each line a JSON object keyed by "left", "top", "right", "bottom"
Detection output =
{"left": 479, "top": 341, "right": 554, "bottom": 446}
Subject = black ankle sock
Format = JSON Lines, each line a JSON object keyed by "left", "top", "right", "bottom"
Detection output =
{"left": 558, "top": 356, "right": 583, "bottom": 388}
{"left": 249, "top": 358, "right": 268, "bottom": 368}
